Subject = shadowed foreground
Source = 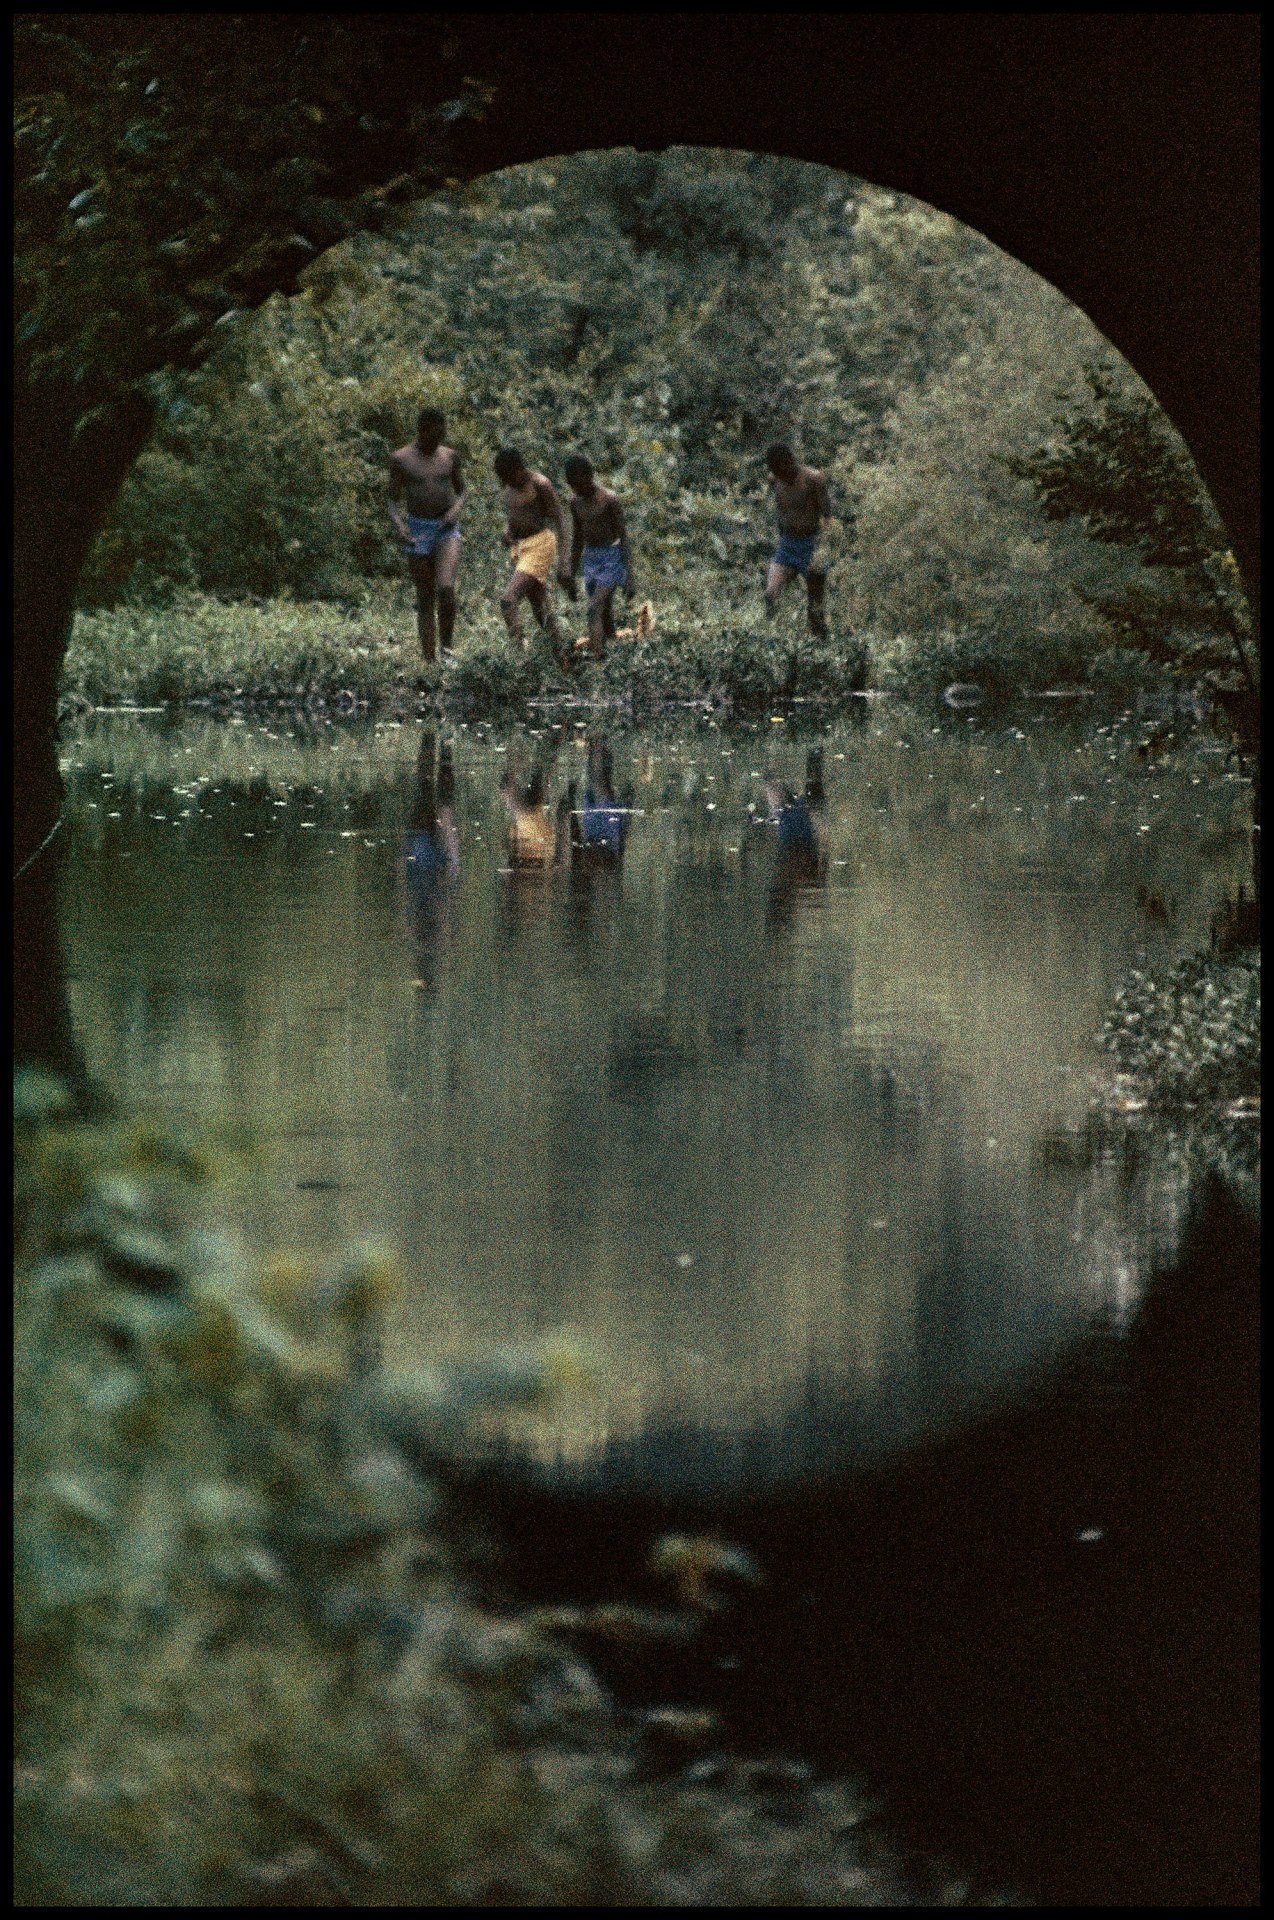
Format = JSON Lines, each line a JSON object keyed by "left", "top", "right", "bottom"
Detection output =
{"left": 482, "top": 1171, "right": 1259, "bottom": 1907}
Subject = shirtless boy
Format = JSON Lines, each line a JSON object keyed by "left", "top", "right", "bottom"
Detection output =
{"left": 764, "top": 443, "right": 831, "bottom": 639}
{"left": 388, "top": 408, "right": 464, "bottom": 665}
{"left": 493, "top": 446, "right": 569, "bottom": 652}
{"left": 563, "top": 454, "right": 634, "bottom": 660}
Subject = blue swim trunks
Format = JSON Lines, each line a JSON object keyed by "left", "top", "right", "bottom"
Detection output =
{"left": 773, "top": 532, "right": 819, "bottom": 574}
{"left": 582, "top": 541, "right": 628, "bottom": 592}
{"left": 404, "top": 514, "right": 460, "bottom": 558}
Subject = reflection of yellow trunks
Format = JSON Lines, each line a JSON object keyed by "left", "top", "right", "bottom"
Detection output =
{"left": 508, "top": 805, "right": 555, "bottom": 866}
{"left": 512, "top": 528, "right": 558, "bottom": 583}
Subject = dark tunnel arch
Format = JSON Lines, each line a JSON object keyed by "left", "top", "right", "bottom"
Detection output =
{"left": 13, "top": 15, "right": 1259, "bottom": 1068}
{"left": 447, "top": 13, "right": 1258, "bottom": 601}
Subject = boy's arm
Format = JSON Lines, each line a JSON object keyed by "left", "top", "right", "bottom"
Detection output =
{"left": 615, "top": 499, "right": 635, "bottom": 594}
{"left": 388, "top": 457, "right": 410, "bottom": 542}
{"left": 816, "top": 471, "right": 832, "bottom": 523}
{"left": 442, "top": 451, "right": 465, "bottom": 527}
{"left": 539, "top": 476, "right": 570, "bottom": 577}
{"left": 564, "top": 499, "right": 583, "bottom": 595}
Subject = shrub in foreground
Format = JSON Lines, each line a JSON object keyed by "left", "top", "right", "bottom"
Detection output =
{"left": 15, "top": 1073, "right": 984, "bottom": 1907}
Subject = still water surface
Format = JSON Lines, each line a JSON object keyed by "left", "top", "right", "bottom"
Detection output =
{"left": 58, "top": 706, "right": 1250, "bottom": 1488}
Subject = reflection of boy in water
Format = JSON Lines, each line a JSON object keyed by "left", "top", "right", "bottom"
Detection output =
{"left": 765, "top": 747, "right": 828, "bottom": 930}
{"left": 578, "top": 735, "right": 630, "bottom": 866}
{"left": 501, "top": 741, "right": 558, "bottom": 868}
{"left": 403, "top": 730, "right": 459, "bottom": 973}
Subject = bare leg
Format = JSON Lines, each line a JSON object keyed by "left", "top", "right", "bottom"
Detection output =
{"left": 805, "top": 568, "right": 829, "bottom": 639}
{"left": 588, "top": 585, "right": 616, "bottom": 659}
{"left": 435, "top": 533, "right": 460, "bottom": 654}
{"left": 501, "top": 571, "right": 532, "bottom": 647}
{"left": 409, "top": 554, "right": 438, "bottom": 663}
{"left": 524, "top": 579, "right": 562, "bottom": 648}
{"left": 765, "top": 561, "right": 794, "bottom": 618}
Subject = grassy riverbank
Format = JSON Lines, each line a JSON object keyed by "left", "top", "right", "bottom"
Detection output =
{"left": 60, "top": 588, "right": 870, "bottom": 719}
{"left": 61, "top": 587, "right": 1193, "bottom": 724}
{"left": 15, "top": 1072, "right": 994, "bottom": 1908}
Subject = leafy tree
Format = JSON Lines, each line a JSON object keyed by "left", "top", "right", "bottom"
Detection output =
{"left": 15, "top": 15, "right": 497, "bottom": 1070}
{"left": 1010, "top": 366, "right": 1258, "bottom": 719}
{"left": 85, "top": 151, "right": 1121, "bottom": 635}
{"left": 15, "top": 14, "right": 489, "bottom": 842}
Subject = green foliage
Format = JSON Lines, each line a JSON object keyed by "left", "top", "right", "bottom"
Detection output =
{"left": 62, "top": 594, "right": 422, "bottom": 709}
{"left": 16, "top": 1078, "right": 975, "bottom": 1906}
{"left": 56, "top": 142, "right": 1246, "bottom": 714}
{"left": 448, "top": 634, "right": 558, "bottom": 714}
{"left": 1098, "top": 950, "right": 1260, "bottom": 1212}
{"left": 1100, "top": 951, "right": 1260, "bottom": 1107}
{"left": 15, "top": 17, "right": 486, "bottom": 427}
{"left": 1012, "top": 366, "right": 1223, "bottom": 568}
{"left": 62, "top": 591, "right": 872, "bottom": 718}
{"left": 1011, "top": 366, "right": 1258, "bottom": 706}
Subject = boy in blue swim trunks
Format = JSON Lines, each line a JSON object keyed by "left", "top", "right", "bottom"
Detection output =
{"left": 563, "top": 454, "right": 634, "bottom": 660}
{"left": 764, "top": 443, "right": 831, "bottom": 638}
{"left": 389, "top": 407, "right": 464, "bottom": 664}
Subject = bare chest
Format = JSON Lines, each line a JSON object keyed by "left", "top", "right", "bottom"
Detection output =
{"left": 397, "top": 449, "right": 456, "bottom": 513}
{"left": 575, "top": 493, "right": 619, "bottom": 544}
{"left": 505, "top": 481, "right": 550, "bottom": 532}
{"left": 772, "top": 475, "right": 820, "bottom": 529}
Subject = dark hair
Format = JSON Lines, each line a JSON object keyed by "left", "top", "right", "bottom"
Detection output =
{"left": 417, "top": 407, "right": 446, "bottom": 448}
{"left": 766, "top": 442, "right": 797, "bottom": 472}
{"left": 564, "top": 453, "right": 593, "bottom": 487}
{"left": 493, "top": 446, "right": 525, "bottom": 482}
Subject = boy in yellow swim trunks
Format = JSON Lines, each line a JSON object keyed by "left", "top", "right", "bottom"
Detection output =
{"left": 493, "top": 446, "right": 569, "bottom": 654}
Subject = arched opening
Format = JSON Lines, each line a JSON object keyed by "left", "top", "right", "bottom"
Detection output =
{"left": 16, "top": 13, "right": 1257, "bottom": 1069}
{"left": 15, "top": 32, "right": 1259, "bottom": 1904}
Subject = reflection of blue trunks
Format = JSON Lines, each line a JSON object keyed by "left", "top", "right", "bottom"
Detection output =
{"left": 404, "top": 828, "right": 453, "bottom": 921}
{"left": 776, "top": 798, "right": 816, "bottom": 853}
{"left": 773, "top": 532, "right": 818, "bottom": 574}
{"left": 582, "top": 541, "right": 627, "bottom": 592}
{"left": 405, "top": 514, "right": 460, "bottom": 558}
{"left": 581, "top": 788, "right": 627, "bottom": 853}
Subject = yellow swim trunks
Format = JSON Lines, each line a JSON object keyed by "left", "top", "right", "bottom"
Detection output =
{"left": 512, "top": 528, "right": 558, "bottom": 583}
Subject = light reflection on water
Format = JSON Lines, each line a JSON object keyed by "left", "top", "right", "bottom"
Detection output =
{"left": 58, "top": 708, "right": 1251, "bottom": 1488}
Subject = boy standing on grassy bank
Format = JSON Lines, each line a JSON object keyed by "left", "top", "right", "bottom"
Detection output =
{"left": 494, "top": 447, "right": 569, "bottom": 654}
{"left": 389, "top": 408, "right": 464, "bottom": 665}
{"left": 563, "top": 454, "right": 634, "bottom": 660}
{"left": 764, "top": 443, "right": 831, "bottom": 638}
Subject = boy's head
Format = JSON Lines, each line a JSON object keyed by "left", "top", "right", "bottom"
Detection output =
{"left": 494, "top": 446, "right": 527, "bottom": 484}
{"left": 765, "top": 442, "right": 799, "bottom": 481}
{"left": 416, "top": 407, "right": 446, "bottom": 452}
{"left": 564, "top": 453, "right": 595, "bottom": 494}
